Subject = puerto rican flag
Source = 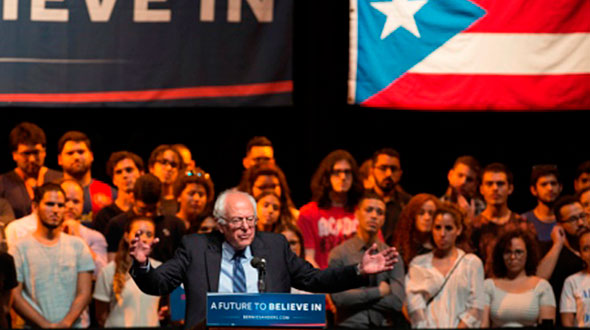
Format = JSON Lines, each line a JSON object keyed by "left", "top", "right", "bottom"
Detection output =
{"left": 349, "top": 0, "right": 590, "bottom": 110}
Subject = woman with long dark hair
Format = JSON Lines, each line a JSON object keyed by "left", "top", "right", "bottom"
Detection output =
{"left": 174, "top": 168, "right": 215, "bottom": 233}
{"left": 297, "top": 150, "right": 362, "bottom": 269}
{"left": 392, "top": 193, "right": 440, "bottom": 267}
{"left": 405, "top": 204, "right": 484, "bottom": 328}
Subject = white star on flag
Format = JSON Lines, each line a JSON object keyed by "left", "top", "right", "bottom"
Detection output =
{"left": 371, "top": 0, "right": 428, "bottom": 39}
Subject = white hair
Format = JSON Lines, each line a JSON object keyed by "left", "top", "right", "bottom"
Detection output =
{"left": 213, "top": 189, "right": 257, "bottom": 225}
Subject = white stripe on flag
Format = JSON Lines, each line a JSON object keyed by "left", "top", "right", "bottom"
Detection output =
{"left": 348, "top": 0, "right": 359, "bottom": 104}
{"left": 409, "top": 33, "right": 590, "bottom": 74}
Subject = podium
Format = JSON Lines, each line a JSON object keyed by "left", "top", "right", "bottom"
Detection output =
{"left": 205, "top": 293, "right": 326, "bottom": 329}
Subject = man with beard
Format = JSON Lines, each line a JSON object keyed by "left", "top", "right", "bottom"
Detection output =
{"left": 0, "top": 122, "right": 62, "bottom": 220}
{"left": 9, "top": 183, "right": 94, "bottom": 328}
{"left": 536, "top": 196, "right": 588, "bottom": 324}
{"left": 521, "top": 165, "right": 563, "bottom": 244}
{"left": 58, "top": 131, "right": 116, "bottom": 224}
{"left": 93, "top": 151, "right": 144, "bottom": 235}
{"left": 441, "top": 155, "right": 485, "bottom": 225}
{"left": 369, "top": 148, "right": 411, "bottom": 244}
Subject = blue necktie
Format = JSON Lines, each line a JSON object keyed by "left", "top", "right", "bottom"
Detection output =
{"left": 233, "top": 250, "right": 246, "bottom": 293}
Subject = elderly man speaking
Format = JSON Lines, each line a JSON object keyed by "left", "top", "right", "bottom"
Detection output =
{"left": 129, "top": 190, "right": 399, "bottom": 329}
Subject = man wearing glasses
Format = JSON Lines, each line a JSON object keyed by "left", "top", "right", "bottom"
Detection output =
{"left": 129, "top": 190, "right": 399, "bottom": 330}
{"left": 369, "top": 148, "right": 411, "bottom": 244}
{"left": 0, "top": 122, "right": 61, "bottom": 220}
{"left": 242, "top": 136, "right": 275, "bottom": 170}
{"left": 537, "top": 196, "right": 589, "bottom": 310}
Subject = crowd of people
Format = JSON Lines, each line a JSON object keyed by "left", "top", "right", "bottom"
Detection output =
{"left": 1, "top": 121, "right": 590, "bottom": 328}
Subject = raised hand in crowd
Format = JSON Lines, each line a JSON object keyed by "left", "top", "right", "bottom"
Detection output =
{"left": 129, "top": 230, "right": 159, "bottom": 265}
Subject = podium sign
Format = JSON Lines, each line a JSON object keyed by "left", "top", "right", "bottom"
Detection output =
{"left": 206, "top": 293, "right": 325, "bottom": 327}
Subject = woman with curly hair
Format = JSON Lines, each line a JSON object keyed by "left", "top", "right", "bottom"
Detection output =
{"left": 392, "top": 193, "right": 440, "bottom": 267}
{"left": 93, "top": 217, "right": 161, "bottom": 327}
{"left": 297, "top": 149, "right": 362, "bottom": 269}
{"left": 482, "top": 229, "right": 555, "bottom": 327}
{"left": 174, "top": 168, "right": 215, "bottom": 233}
{"left": 237, "top": 163, "right": 298, "bottom": 221}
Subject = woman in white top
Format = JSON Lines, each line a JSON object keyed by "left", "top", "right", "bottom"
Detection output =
{"left": 93, "top": 217, "right": 161, "bottom": 327}
{"left": 483, "top": 229, "right": 555, "bottom": 327}
{"left": 406, "top": 203, "right": 485, "bottom": 328}
{"left": 561, "top": 228, "right": 590, "bottom": 327}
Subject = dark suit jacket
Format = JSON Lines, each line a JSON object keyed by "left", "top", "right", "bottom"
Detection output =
{"left": 130, "top": 231, "right": 365, "bottom": 329}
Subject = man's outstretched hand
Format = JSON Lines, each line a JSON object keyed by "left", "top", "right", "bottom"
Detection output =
{"left": 129, "top": 230, "right": 159, "bottom": 266}
{"left": 359, "top": 244, "right": 398, "bottom": 275}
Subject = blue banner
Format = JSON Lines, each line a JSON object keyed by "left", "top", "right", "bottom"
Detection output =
{"left": 207, "top": 293, "right": 326, "bottom": 327}
{"left": 0, "top": 0, "right": 293, "bottom": 106}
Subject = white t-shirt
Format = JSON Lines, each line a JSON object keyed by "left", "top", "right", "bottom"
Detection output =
{"left": 93, "top": 259, "right": 161, "bottom": 328}
{"left": 560, "top": 271, "right": 590, "bottom": 327}
{"left": 4, "top": 213, "right": 36, "bottom": 249}
{"left": 484, "top": 278, "right": 555, "bottom": 327}
{"left": 10, "top": 234, "right": 95, "bottom": 328}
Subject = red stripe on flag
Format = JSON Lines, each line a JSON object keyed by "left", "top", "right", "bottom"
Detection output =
{"left": 363, "top": 73, "right": 590, "bottom": 110}
{"left": 466, "top": 0, "right": 590, "bottom": 33}
{"left": 0, "top": 81, "right": 293, "bottom": 103}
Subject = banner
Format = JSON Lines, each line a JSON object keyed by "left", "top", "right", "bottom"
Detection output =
{"left": 207, "top": 293, "right": 326, "bottom": 327}
{"left": 0, "top": 0, "right": 293, "bottom": 106}
{"left": 349, "top": 0, "right": 590, "bottom": 110}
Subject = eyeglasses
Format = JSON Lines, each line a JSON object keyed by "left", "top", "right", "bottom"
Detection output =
{"left": 374, "top": 165, "right": 400, "bottom": 173}
{"left": 503, "top": 249, "right": 526, "bottom": 258}
{"left": 331, "top": 169, "right": 352, "bottom": 177}
{"left": 223, "top": 216, "right": 257, "bottom": 226}
{"left": 560, "top": 212, "right": 589, "bottom": 224}
{"left": 186, "top": 169, "right": 210, "bottom": 180}
{"left": 156, "top": 159, "right": 179, "bottom": 169}
{"left": 532, "top": 164, "right": 558, "bottom": 171}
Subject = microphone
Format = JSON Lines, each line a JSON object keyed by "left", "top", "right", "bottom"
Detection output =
{"left": 251, "top": 257, "right": 267, "bottom": 292}
{"left": 251, "top": 257, "right": 266, "bottom": 270}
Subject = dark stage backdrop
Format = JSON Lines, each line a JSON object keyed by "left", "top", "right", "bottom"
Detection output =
{"left": 0, "top": 109, "right": 587, "bottom": 215}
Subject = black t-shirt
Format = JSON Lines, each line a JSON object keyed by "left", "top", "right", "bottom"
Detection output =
{"left": 381, "top": 190, "right": 412, "bottom": 244}
{"left": 93, "top": 203, "right": 124, "bottom": 236}
{"left": 0, "top": 252, "right": 17, "bottom": 328}
{"left": 0, "top": 252, "right": 17, "bottom": 292}
{"left": 105, "top": 211, "right": 186, "bottom": 262}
